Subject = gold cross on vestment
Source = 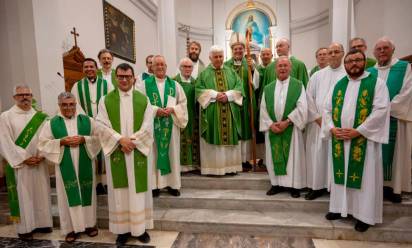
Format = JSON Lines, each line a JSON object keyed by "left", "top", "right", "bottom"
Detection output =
{"left": 350, "top": 172, "right": 360, "bottom": 182}
{"left": 70, "top": 27, "right": 79, "bottom": 47}
{"left": 336, "top": 169, "right": 344, "bottom": 178}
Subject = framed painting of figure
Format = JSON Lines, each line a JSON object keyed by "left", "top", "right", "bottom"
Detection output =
{"left": 103, "top": 0, "right": 136, "bottom": 63}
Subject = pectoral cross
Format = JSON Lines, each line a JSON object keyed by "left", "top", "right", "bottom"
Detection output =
{"left": 336, "top": 169, "right": 344, "bottom": 178}
{"left": 70, "top": 27, "right": 79, "bottom": 47}
{"left": 349, "top": 172, "right": 360, "bottom": 182}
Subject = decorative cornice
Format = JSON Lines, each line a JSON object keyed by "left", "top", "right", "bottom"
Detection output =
{"left": 290, "top": 9, "right": 329, "bottom": 34}
{"left": 177, "top": 23, "right": 213, "bottom": 39}
{"left": 129, "top": 0, "right": 158, "bottom": 21}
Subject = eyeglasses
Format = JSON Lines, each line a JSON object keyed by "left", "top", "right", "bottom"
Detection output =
{"left": 181, "top": 65, "right": 193, "bottom": 68}
{"left": 344, "top": 58, "right": 364, "bottom": 64}
{"left": 117, "top": 75, "right": 134, "bottom": 80}
{"left": 60, "top": 103, "right": 76, "bottom": 109}
{"left": 14, "top": 93, "right": 32, "bottom": 97}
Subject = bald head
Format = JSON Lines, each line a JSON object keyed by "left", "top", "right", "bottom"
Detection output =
{"left": 276, "top": 38, "right": 290, "bottom": 57}
{"left": 328, "top": 42, "right": 344, "bottom": 69}
{"left": 373, "top": 37, "right": 395, "bottom": 66}
{"left": 276, "top": 56, "right": 291, "bottom": 81}
{"left": 260, "top": 48, "right": 273, "bottom": 66}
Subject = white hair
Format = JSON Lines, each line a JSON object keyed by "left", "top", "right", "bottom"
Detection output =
{"left": 277, "top": 55, "right": 290, "bottom": 62}
{"left": 13, "top": 84, "right": 31, "bottom": 96}
{"left": 179, "top": 57, "right": 193, "bottom": 67}
{"left": 276, "top": 37, "right": 290, "bottom": 46}
{"left": 375, "top": 36, "right": 395, "bottom": 49}
{"left": 58, "top": 91, "right": 75, "bottom": 105}
{"left": 209, "top": 45, "right": 224, "bottom": 56}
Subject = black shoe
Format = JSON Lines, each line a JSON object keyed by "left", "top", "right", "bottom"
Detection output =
{"left": 116, "top": 232, "right": 131, "bottom": 246}
{"left": 96, "top": 183, "right": 107, "bottom": 195}
{"left": 258, "top": 159, "right": 264, "bottom": 166}
{"left": 383, "top": 186, "right": 393, "bottom": 200}
{"left": 290, "top": 188, "right": 300, "bottom": 198}
{"left": 35, "top": 227, "right": 53, "bottom": 233}
{"left": 18, "top": 232, "right": 33, "bottom": 241}
{"left": 167, "top": 187, "right": 181, "bottom": 197}
{"left": 226, "top": 172, "right": 238, "bottom": 176}
{"left": 391, "top": 193, "right": 402, "bottom": 203}
{"left": 266, "top": 185, "right": 283, "bottom": 196}
{"left": 305, "top": 189, "right": 323, "bottom": 200}
{"left": 152, "top": 189, "right": 160, "bottom": 198}
{"left": 242, "top": 162, "right": 252, "bottom": 172}
{"left": 325, "top": 212, "right": 342, "bottom": 220}
{"left": 355, "top": 220, "right": 370, "bottom": 232}
{"left": 136, "top": 231, "right": 151, "bottom": 243}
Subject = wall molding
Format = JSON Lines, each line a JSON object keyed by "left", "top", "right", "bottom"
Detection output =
{"left": 290, "top": 9, "right": 329, "bottom": 34}
{"left": 129, "top": 0, "right": 157, "bottom": 21}
{"left": 177, "top": 22, "right": 213, "bottom": 39}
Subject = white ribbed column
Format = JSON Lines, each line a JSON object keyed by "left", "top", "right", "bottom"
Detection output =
{"left": 157, "top": 0, "right": 178, "bottom": 72}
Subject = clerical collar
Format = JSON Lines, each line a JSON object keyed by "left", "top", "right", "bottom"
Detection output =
{"left": 87, "top": 77, "right": 97, "bottom": 83}
{"left": 233, "top": 59, "right": 243, "bottom": 66}
{"left": 277, "top": 76, "right": 290, "bottom": 84}
{"left": 155, "top": 77, "right": 166, "bottom": 83}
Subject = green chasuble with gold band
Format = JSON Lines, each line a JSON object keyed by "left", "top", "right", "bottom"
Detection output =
{"left": 50, "top": 114, "right": 93, "bottom": 207}
{"left": 76, "top": 77, "right": 108, "bottom": 117}
{"left": 5, "top": 111, "right": 48, "bottom": 221}
{"left": 262, "top": 56, "right": 309, "bottom": 90}
{"left": 145, "top": 76, "right": 175, "bottom": 175}
{"left": 224, "top": 58, "right": 257, "bottom": 141}
{"left": 173, "top": 74, "right": 200, "bottom": 166}
{"left": 368, "top": 60, "right": 408, "bottom": 181}
{"left": 331, "top": 74, "right": 377, "bottom": 189}
{"left": 264, "top": 78, "right": 302, "bottom": 175}
{"left": 97, "top": 68, "right": 118, "bottom": 88}
{"left": 104, "top": 89, "right": 149, "bottom": 193}
{"left": 195, "top": 64, "right": 243, "bottom": 145}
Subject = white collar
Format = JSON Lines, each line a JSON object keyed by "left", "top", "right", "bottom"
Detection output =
{"left": 376, "top": 58, "right": 399, "bottom": 70}
{"left": 276, "top": 76, "right": 290, "bottom": 84}
{"left": 11, "top": 105, "right": 34, "bottom": 115}
{"left": 119, "top": 87, "right": 133, "bottom": 96}
{"left": 347, "top": 71, "right": 370, "bottom": 81}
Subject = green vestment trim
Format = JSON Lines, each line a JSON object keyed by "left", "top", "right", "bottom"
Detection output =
{"left": 264, "top": 78, "right": 302, "bottom": 175}
{"left": 365, "top": 57, "right": 377, "bottom": 69}
{"left": 142, "top": 72, "right": 151, "bottom": 81}
{"left": 51, "top": 114, "right": 93, "bottom": 207}
{"left": 331, "top": 74, "right": 377, "bottom": 189}
{"left": 5, "top": 111, "right": 47, "bottom": 222}
{"left": 310, "top": 65, "right": 320, "bottom": 76}
{"left": 145, "top": 76, "right": 175, "bottom": 175}
{"left": 76, "top": 77, "right": 108, "bottom": 117}
{"left": 97, "top": 69, "right": 118, "bottom": 88}
{"left": 105, "top": 89, "right": 148, "bottom": 193}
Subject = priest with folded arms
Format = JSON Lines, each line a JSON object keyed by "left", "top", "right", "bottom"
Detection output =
{"left": 136, "top": 55, "right": 188, "bottom": 197}
{"left": 0, "top": 85, "right": 52, "bottom": 241}
{"left": 260, "top": 56, "right": 307, "bottom": 198}
{"left": 322, "top": 49, "right": 390, "bottom": 232}
{"left": 305, "top": 42, "right": 346, "bottom": 200}
{"left": 97, "top": 63, "right": 154, "bottom": 245}
{"left": 38, "top": 92, "right": 101, "bottom": 243}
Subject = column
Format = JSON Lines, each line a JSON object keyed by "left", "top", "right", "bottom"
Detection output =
{"left": 331, "top": 0, "right": 355, "bottom": 51}
{"left": 157, "top": 0, "right": 178, "bottom": 72}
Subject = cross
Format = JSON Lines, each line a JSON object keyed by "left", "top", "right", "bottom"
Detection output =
{"left": 349, "top": 172, "right": 360, "bottom": 182}
{"left": 70, "top": 27, "right": 79, "bottom": 47}
{"left": 336, "top": 169, "right": 344, "bottom": 178}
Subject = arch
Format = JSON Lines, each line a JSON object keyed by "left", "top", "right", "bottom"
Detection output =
{"left": 225, "top": 1, "right": 277, "bottom": 29}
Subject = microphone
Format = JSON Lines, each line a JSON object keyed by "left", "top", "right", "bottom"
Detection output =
{"left": 57, "top": 72, "right": 64, "bottom": 78}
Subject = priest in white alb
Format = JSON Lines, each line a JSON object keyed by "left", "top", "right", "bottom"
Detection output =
{"left": 135, "top": 55, "right": 188, "bottom": 197}
{"left": 260, "top": 56, "right": 307, "bottom": 198}
{"left": 369, "top": 37, "right": 412, "bottom": 203}
{"left": 38, "top": 92, "right": 101, "bottom": 243}
{"left": 322, "top": 49, "right": 390, "bottom": 232}
{"left": 305, "top": 42, "right": 346, "bottom": 200}
{"left": 96, "top": 63, "right": 154, "bottom": 245}
{"left": 0, "top": 85, "right": 52, "bottom": 241}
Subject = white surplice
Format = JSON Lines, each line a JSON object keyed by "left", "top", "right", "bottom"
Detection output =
{"left": 259, "top": 77, "right": 308, "bottom": 189}
{"left": 321, "top": 72, "right": 390, "bottom": 225}
{"left": 0, "top": 106, "right": 52, "bottom": 234}
{"left": 96, "top": 88, "right": 154, "bottom": 236}
{"left": 135, "top": 78, "right": 188, "bottom": 190}
{"left": 374, "top": 58, "right": 412, "bottom": 194}
{"left": 38, "top": 112, "right": 101, "bottom": 235}
{"left": 306, "top": 65, "right": 346, "bottom": 190}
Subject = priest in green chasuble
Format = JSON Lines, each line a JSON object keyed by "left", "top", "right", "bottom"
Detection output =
{"left": 322, "top": 49, "right": 390, "bottom": 232}
{"left": 224, "top": 32, "right": 256, "bottom": 171}
{"left": 0, "top": 85, "right": 52, "bottom": 241}
{"left": 260, "top": 56, "right": 307, "bottom": 198}
{"left": 196, "top": 45, "right": 244, "bottom": 175}
{"left": 173, "top": 57, "right": 200, "bottom": 172}
{"left": 97, "top": 49, "right": 118, "bottom": 88}
{"left": 38, "top": 92, "right": 101, "bottom": 243}
{"left": 350, "top": 37, "right": 377, "bottom": 69}
{"left": 369, "top": 37, "right": 412, "bottom": 203}
{"left": 96, "top": 63, "right": 154, "bottom": 245}
{"left": 135, "top": 55, "right": 188, "bottom": 197}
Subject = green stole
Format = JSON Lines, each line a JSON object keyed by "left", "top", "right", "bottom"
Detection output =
{"left": 145, "top": 76, "right": 175, "bottom": 175}
{"left": 368, "top": 60, "right": 408, "bottom": 180}
{"left": 142, "top": 72, "right": 151, "bottom": 81}
{"left": 97, "top": 69, "right": 118, "bottom": 88}
{"left": 76, "top": 77, "right": 108, "bottom": 117}
{"left": 51, "top": 114, "right": 93, "bottom": 207}
{"left": 365, "top": 57, "right": 377, "bottom": 69}
{"left": 5, "top": 111, "right": 47, "bottom": 221}
{"left": 173, "top": 74, "right": 198, "bottom": 166}
{"left": 104, "top": 89, "right": 148, "bottom": 193}
{"left": 310, "top": 65, "right": 320, "bottom": 76}
{"left": 331, "top": 74, "right": 377, "bottom": 189}
{"left": 264, "top": 78, "right": 302, "bottom": 175}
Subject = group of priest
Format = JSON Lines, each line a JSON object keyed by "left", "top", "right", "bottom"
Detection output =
{"left": 0, "top": 34, "right": 410, "bottom": 245}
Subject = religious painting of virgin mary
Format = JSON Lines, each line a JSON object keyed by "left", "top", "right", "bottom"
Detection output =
{"left": 103, "top": 1, "right": 136, "bottom": 63}
{"left": 232, "top": 9, "right": 271, "bottom": 48}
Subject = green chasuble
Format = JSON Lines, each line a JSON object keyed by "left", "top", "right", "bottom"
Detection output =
{"left": 224, "top": 58, "right": 257, "bottom": 141}
{"left": 50, "top": 114, "right": 93, "bottom": 207}
{"left": 97, "top": 68, "right": 118, "bottom": 88}
{"left": 365, "top": 57, "right": 377, "bottom": 69}
{"left": 368, "top": 60, "right": 408, "bottom": 181}
{"left": 309, "top": 65, "right": 320, "bottom": 76}
{"left": 255, "top": 64, "right": 268, "bottom": 144}
{"left": 104, "top": 89, "right": 149, "bottom": 193}
{"left": 5, "top": 111, "right": 47, "bottom": 222}
{"left": 331, "top": 74, "right": 377, "bottom": 189}
{"left": 75, "top": 77, "right": 108, "bottom": 117}
{"left": 173, "top": 74, "right": 200, "bottom": 166}
{"left": 262, "top": 56, "right": 309, "bottom": 89}
{"left": 195, "top": 64, "right": 243, "bottom": 145}
{"left": 145, "top": 76, "right": 175, "bottom": 175}
{"left": 264, "top": 78, "right": 302, "bottom": 175}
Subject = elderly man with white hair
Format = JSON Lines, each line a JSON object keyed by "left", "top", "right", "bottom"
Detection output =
{"left": 368, "top": 37, "right": 412, "bottom": 203}
{"left": 173, "top": 58, "right": 200, "bottom": 172}
{"left": 0, "top": 85, "right": 53, "bottom": 241}
{"left": 195, "top": 45, "right": 244, "bottom": 175}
